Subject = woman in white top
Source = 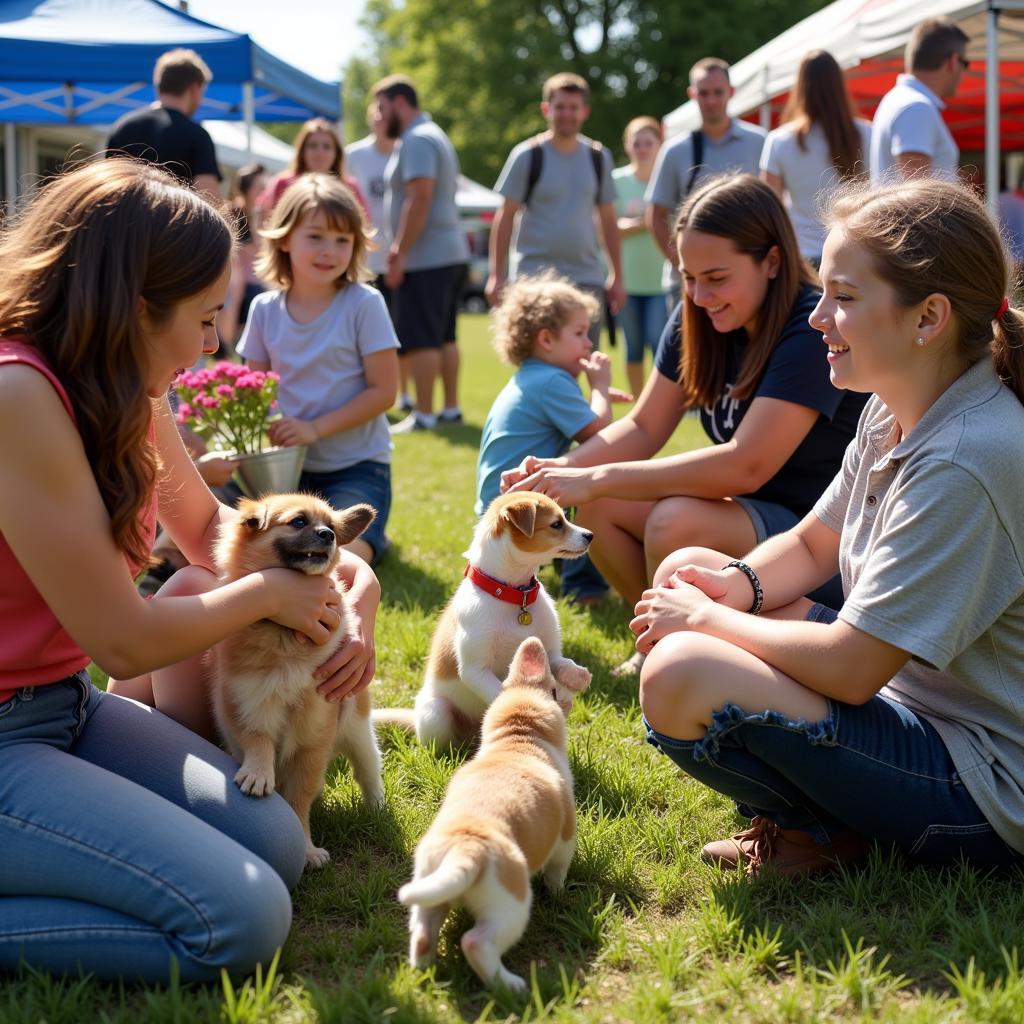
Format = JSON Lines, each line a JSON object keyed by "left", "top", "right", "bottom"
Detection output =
{"left": 760, "top": 50, "right": 871, "bottom": 265}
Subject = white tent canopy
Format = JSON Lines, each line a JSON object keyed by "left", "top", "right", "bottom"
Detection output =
{"left": 663, "top": 0, "right": 1024, "bottom": 209}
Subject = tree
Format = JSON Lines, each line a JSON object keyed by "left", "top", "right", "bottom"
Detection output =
{"left": 343, "top": 0, "right": 828, "bottom": 184}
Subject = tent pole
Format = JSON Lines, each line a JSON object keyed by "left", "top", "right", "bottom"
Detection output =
{"left": 4, "top": 122, "right": 16, "bottom": 208}
{"left": 985, "top": 4, "right": 999, "bottom": 216}
{"left": 243, "top": 81, "right": 254, "bottom": 162}
{"left": 759, "top": 64, "right": 771, "bottom": 130}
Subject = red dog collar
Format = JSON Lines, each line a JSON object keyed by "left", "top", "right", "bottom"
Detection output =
{"left": 464, "top": 564, "right": 541, "bottom": 624}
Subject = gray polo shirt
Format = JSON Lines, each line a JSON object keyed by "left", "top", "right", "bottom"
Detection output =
{"left": 384, "top": 113, "right": 469, "bottom": 272}
{"left": 645, "top": 118, "right": 767, "bottom": 287}
{"left": 814, "top": 359, "right": 1024, "bottom": 853}
{"left": 494, "top": 135, "right": 616, "bottom": 287}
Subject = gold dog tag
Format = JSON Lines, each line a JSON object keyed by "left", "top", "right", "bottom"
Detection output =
{"left": 518, "top": 610, "right": 533, "bottom": 626}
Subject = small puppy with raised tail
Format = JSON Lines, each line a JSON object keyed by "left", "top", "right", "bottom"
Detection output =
{"left": 399, "top": 636, "right": 589, "bottom": 993}
{"left": 375, "top": 491, "right": 593, "bottom": 747}
{"left": 211, "top": 493, "right": 384, "bottom": 868}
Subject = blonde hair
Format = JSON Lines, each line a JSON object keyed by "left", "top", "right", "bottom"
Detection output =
{"left": 491, "top": 272, "right": 599, "bottom": 366}
{"left": 623, "top": 116, "right": 662, "bottom": 149}
{"left": 825, "top": 178, "right": 1024, "bottom": 403}
{"left": 256, "top": 174, "right": 371, "bottom": 289}
{"left": 153, "top": 48, "right": 212, "bottom": 95}
{"left": 289, "top": 117, "right": 343, "bottom": 177}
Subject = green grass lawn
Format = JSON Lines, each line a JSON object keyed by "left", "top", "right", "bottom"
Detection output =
{"left": 13, "top": 314, "right": 1024, "bottom": 1023}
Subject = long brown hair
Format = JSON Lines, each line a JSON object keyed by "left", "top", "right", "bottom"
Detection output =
{"left": 0, "top": 158, "right": 233, "bottom": 565}
{"left": 290, "top": 117, "right": 343, "bottom": 177}
{"left": 675, "top": 174, "right": 816, "bottom": 407}
{"left": 780, "top": 50, "right": 862, "bottom": 178}
{"left": 827, "top": 178, "right": 1024, "bottom": 404}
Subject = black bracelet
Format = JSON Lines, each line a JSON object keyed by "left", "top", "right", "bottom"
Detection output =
{"left": 723, "top": 559, "right": 763, "bottom": 615}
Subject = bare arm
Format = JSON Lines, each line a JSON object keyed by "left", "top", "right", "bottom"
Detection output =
{"left": 486, "top": 198, "right": 520, "bottom": 305}
{"left": 895, "top": 152, "right": 932, "bottom": 178}
{"left": 193, "top": 173, "right": 221, "bottom": 205}
{"left": 597, "top": 201, "right": 626, "bottom": 313}
{"left": 0, "top": 368, "right": 340, "bottom": 680}
{"left": 646, "top": 201, "right": 675, "bottom": 263}
{"left": 392, "top": 176, "right": 434, "bottom": 255}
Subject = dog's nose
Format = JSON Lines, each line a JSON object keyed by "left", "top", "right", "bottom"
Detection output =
{"left": 315, "top": 526, "right": 335, "bottom": 544}
{"left": 580, "top": 529, "right": 593, "bottom": 544}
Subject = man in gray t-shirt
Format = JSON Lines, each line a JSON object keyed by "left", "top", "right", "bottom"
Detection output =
{"left": 646, "top": 57, "right": 766, "bottom": 298}
{"left": 376, "top": 75, "right": 469, "bottom": 433}
{"left": 487, "top": 71, "right": 625, "bottom": 346}
{"left": 345, "top": 102, "right": 395, "bottom": 282}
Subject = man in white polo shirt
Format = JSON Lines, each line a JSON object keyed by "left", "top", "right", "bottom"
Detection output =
{"left": 870, "top": 17, "right": 968, "bottom": 183}
{"left": 645, "top": 57, "right": 766, "bottom": 307}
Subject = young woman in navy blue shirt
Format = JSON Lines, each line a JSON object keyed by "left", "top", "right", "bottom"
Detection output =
{"left": 505, "top": 175, "right": 864, "bottom": 648}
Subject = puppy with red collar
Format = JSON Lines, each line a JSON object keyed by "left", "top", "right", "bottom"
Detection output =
{"left": 376, "top": 492, "right": 592, "bottom": 746}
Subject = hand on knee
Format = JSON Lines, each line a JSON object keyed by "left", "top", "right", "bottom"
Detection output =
{"left": 651, "top": 546, "right": 726, "bottom": 588}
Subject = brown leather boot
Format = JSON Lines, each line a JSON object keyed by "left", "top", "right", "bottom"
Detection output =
{"left": 701, "top": 816, "right": 869, "bottom": 877}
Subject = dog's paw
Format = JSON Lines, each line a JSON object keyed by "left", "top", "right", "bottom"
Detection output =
{"left": 305, "top": 844, "right": 331, "bottom": 868}
{"left": 410, "top": 929, "right": 436, "bottom": 968}
{"left": 235, "top": 764, "right": 275, "bottom": 797}
{"left": 361, "top": 781, "right": 386, "bottom": 809}
{"left": 555, "top": 661, "right": 592, "bottom": 694}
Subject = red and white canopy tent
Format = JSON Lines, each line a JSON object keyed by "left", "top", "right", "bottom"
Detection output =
{"left": 662, "top": 0, "right": 1024, "bottom": 211}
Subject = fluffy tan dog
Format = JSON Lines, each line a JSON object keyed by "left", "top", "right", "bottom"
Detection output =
{"left": 211, "top": 493, "right": 384, "bottom": 868}
{"left": 375, "top": 492, "right": 593, "bottom": 746}
{"left": 398, "top": 636, "right": 589, "bottom": 993}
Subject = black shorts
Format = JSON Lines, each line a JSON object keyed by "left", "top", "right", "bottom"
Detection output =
{"left": 394, "top": 263, "right": 468, "bottom": 351}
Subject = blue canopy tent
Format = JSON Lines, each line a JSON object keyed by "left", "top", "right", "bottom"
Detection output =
{"left": 0, "top": 0, "right": 342, "bottom": 198}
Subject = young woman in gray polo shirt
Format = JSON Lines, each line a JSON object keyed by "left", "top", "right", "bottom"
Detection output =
{"left": 632, "top": 177, "right": 1024, "bottom": 876}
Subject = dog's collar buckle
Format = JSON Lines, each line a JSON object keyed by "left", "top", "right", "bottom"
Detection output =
{"left": 464, "top": 564, "right": 541, "bottom": 615}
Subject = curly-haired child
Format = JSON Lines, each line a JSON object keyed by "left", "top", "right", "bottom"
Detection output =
{"left": 475, "top": 272, "right": 626, "bottom": 516}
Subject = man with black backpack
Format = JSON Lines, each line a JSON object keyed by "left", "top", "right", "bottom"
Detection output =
{"left": 486, "top": 72, "right": 625, "bottom": 345}
{"left": 645, "top": 58, "right": 766, "bottom": 310}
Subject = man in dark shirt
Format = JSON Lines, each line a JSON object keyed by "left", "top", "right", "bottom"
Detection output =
{"left": 106, "top": 48, "right": 221, "bottom": 202}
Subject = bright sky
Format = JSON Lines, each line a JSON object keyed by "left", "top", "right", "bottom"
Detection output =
{"left": 184, "top": 0, "right": 367, "bottom": 83}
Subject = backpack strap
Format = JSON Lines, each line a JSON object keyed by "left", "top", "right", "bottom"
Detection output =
{"left": 684, "top": 130, "right": 704, "bottom": 196}
{"left": 523, "top": 136, "right": 544, "bottom": 206}
{"left": 589, "top": 140, "right": 605, "bottom": 203}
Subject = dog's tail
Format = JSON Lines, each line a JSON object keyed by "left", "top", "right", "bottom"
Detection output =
{"left": 371, "top": 707, "right": 417, "bottom": 730}
{"left": 398, "top": 840, "right": 485, "bottom": 907}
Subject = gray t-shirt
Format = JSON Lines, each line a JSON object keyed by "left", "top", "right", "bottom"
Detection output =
{"left": 814, "top": 359, "right": 1024, "bottom": 853}
{"left": 494, "top": 136, "right": 616, "bottom": 287}
{"left": 645, "top": 118, "right": 767, "bottom": 287}
{"left": 760, "top": 119, "right": 873, "bottom": 261}
{"left": 384, "top": 113, "right": 469, "bottom": 272}
{"left": 345, "top": 134, "right": 392, "bottom": 275}
{"left": 237, "top": 284, "right": 399, "bottom": 472}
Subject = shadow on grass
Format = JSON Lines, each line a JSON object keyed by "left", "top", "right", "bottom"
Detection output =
{"left": 705, "top": 849, "right": 1024, "bottom": 997}
{"left": 385, "top": 415, "right": 483, "bottom": 452}
{"left": 375, "top": 552, "right": 450, "bottom": 616}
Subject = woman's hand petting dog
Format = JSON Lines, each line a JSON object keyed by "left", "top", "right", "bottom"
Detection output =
{"left": 263, "top": 568, "right": 342, "bottom": 644}
{"left": 630, "top": 580, "right": 713, "bottom": 655}
{"left": 506, "top": 464, "right": 597, "bottom": 507}
{"left": 499, "top": 454, "right": 564, "bottom": 493}
{"left": 315, "top": 626, "right": 376, "bottom": 701}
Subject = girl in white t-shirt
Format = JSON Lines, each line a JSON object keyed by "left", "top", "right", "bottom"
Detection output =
{"left": 238, "top": 174, "right": 400, "bottom": 565}
{"left": 760, "top": 49, "right": 871, "bottom": 264}
{"left": 633, "top": 178, "right": 1024, "bottom": 875}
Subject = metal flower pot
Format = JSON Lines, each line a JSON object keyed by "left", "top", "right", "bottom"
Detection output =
{"left": 232, "top": 445, "right": 307, "bottom": 497}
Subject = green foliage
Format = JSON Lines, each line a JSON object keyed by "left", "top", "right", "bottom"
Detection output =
{"left": 343, "top": 0, "right": 828, "bottom": 182}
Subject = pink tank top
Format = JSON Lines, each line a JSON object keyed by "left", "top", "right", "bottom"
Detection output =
{"left": 0, "top": 340, "right": 158, "bottom": 698}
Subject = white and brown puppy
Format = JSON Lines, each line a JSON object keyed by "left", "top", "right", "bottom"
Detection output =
{"left": 376, "top": 491, "right": 593, "bottom": 747}
{"left": 211, "top": 493, "right": 384, "bottom": 868}
{"left": 399, "top": 636, "right": 588, "bottom": 993}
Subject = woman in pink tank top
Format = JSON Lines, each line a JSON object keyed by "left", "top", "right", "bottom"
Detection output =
{"left": 0, "top": 159, "right": 382, "bottom": 983}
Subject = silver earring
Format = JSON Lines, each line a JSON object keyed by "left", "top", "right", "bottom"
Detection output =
{"left": 915, "top": 336, "right": 926, "bottom": 346}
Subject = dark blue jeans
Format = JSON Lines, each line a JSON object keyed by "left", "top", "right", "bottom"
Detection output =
{"left": 645, "top": 608, "right": 1021, "bottom": 869}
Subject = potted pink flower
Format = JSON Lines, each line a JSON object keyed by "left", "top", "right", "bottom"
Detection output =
{"left": 175, "top": 361, "right": 306, "bottom": 495}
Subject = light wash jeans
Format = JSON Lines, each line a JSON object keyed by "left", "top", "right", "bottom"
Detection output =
{"left": 0, "top": 672, "right": 306, "bottom": 982}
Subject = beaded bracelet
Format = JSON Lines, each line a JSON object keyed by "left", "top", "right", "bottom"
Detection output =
{"left": 723, "top": 559, "right": 764, "bottom": 615}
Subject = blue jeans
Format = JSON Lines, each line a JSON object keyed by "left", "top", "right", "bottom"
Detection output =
{"left": 618, "top": 293, "right": 669, "bottom": 364}
{"left": 299, "top": 460, "right": 392, "bottom": 564}
{"left": 644, "top": 606, "right": 1021, "bottom": 868}
{"left": 0, "top": 673, "right": 307, "bottom": 982}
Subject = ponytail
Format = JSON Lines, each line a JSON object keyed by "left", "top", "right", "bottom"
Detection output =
{"left": 993, "top": 306, "right": 1024, "bottom": 403}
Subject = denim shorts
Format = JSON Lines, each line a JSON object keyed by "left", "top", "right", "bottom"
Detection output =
{"left": 733, "top": 497, "right": 844, "bottom": 608}
{"left": 644, "top": 602, "right": 1022, "bottom": 869}
{"left": 618, "top": 293, "right": 669, "bottom": 363}
{"left": 298, "top": 460, "right": 391, "bottom": 563}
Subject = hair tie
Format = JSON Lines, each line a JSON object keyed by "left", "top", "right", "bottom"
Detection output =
{"left": 996, "top": 297, "right": 1010, "bottom": 320}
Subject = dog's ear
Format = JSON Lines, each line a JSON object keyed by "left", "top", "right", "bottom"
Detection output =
{"left": 502, "top": 498, "right": 537, "bottom": 538}
{"left": 237, "top": 498, "right": 269, "bottom": 532}
{"left": 333, "top": 503, "right": 376, "bottom": 547}
{"left": 504, "top": 637, "right": 550, "bottom": 689}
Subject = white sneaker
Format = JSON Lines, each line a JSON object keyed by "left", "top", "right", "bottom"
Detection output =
{"left": 390, "top": 412, "right": 435, "bottom": 434}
